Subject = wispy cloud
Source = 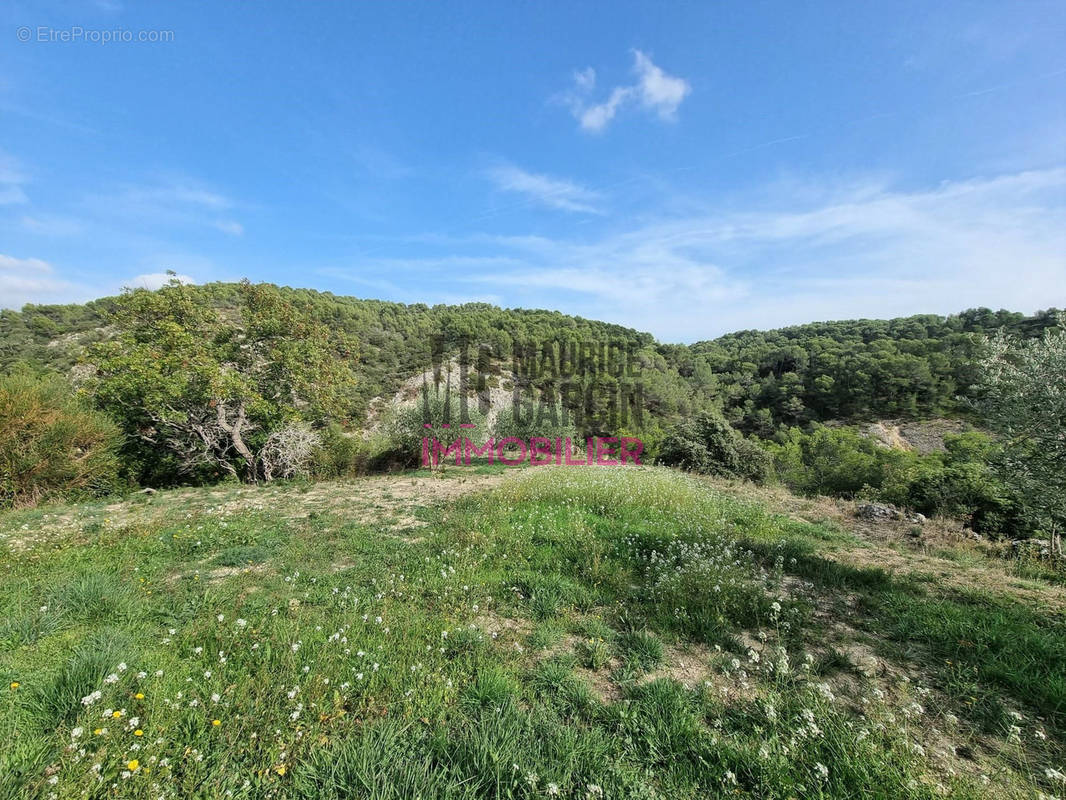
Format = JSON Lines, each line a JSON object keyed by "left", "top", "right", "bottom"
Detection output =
{"left": 213, "top": 220, "right": 245, "bottom": 236}
{"left": 20, "top": 214, "right": 87, "bottom": 236}
{"left": 562, "top": 50, "right": 692, "bottom": 133}
{"left": 0, "top": 149, "right": 29, "bottom": 205}
{"left": 0, "top": 253, "right": 51, "bottom": 273}
{"left": 486, "top": 164, "right": 604, "bottom": 214}
{"left": 80, "top": 176, "right": 241, "bottom": 234}
{"left": 351, "top": 167, "right": 1065, "bottom": 340}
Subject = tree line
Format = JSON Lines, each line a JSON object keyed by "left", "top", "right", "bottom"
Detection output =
{"left": 0, "top": 279, "right": 1061, "bottom": 544}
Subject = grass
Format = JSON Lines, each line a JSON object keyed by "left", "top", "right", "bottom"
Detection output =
{"left": 0, "top": 465, "right": 1063, "bottom": 798}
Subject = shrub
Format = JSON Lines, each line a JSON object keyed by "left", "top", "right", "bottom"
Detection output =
{"left": 970, "top": 325, "right": 1066, "bottom": 547}
{"left": 772, "top": 425, "right": 1023, "bottom": 536}
{"left": 259, "top": 422, "right": 321, "bottom": 480}
{"left": 880, "top": 432, "right": 1019, "bottom": 534}
{"left": 0, "top": 370, "right": 123, "bottom": 508}
{"left": 492, "top": 400, "right": 579, "bottom": 445}
{"left": 658, "top": 411, "right": 771, "bottom": 482}
{"left": 311, "top": 422, "right": 363, "bottom": 477}
{"left": 379, "top": 389, "right": 488, "bottom": 469}
{"left": 768, "top": 424, "right": 907, "bottom": 498}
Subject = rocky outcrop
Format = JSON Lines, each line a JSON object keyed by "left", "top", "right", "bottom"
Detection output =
{"left": 855, "top": 502, "right": 926, "bottom": 525}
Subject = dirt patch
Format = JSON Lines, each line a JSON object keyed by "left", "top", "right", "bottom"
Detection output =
{"left": 860, "top": 419, "right": 970, "bottom": 455}
{"left": 471, "top": 611, "right": 534, "bottom": 640}
{"left": 576, "top": 665, "right": 623, "bottom": 702}
{"left": 641, "top": 643, "right": 717, "bottom": 690}
{"left": 205, "top": 563, "right": 272, "bottom": 583}
{"left": 3, "top": 470, "right": 509, "bottom": 553}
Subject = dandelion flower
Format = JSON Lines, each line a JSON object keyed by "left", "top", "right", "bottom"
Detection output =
{"left": 8, "top": 682, "right": 18, "bottom": 690}
{"left": 134, "top": 692, "right": 144, "bottom": 700}
{"left": 212, "top": 719, "right": 221, "bottom": 726}
{"left": 127, "top": 759, "right": 139, "bottom": 772}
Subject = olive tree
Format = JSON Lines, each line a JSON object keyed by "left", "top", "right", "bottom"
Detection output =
{"left": 90, "top": 279, "right": 357, "bottom": 482}
{"left": 970, "top": 323, "right": 1066, "bottom": 552}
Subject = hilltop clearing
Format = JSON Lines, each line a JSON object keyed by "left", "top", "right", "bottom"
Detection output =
{"left": 1, "top": 466, "right": 1062, "bottom": 798}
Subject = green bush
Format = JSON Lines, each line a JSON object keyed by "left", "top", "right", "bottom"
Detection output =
{"left": 767, "top": 424, "right": 907, "bottom": 498}
{"left": 378, "top": 390, "right": 489, "bottom": 469}
{"left": 312, "top": 422, "right": 382, "bottom": 478}
{"left": 771, "top": 426, "right": 1022, "bottom": 536}
{"left": 658, "top": 411, "right": 771, "bottom": 482}
{"left": 880, "top": 432, "right": 1018, "bottom": 534}
{"left": 0, "top": 370, "right": 123, "bottom": 508}
{"left": 492, "top": 400, "right": 579, "bottom": 444}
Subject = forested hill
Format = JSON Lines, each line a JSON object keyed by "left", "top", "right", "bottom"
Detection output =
{"left": 0, "top": 281, "right": 1060, "bottom": 436}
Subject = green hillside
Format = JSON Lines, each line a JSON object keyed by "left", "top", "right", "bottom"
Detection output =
{"left": 1, "top": 281, "right": 1059, "bottom": 431}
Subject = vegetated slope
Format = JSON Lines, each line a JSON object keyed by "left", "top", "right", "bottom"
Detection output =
{"left": 1, "top": 283, "right": 1060, "bottom": 436}
{"left": 1, "top": 466, "right": 1062, "bottom": 798}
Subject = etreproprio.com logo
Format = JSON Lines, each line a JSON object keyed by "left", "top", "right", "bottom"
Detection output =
{"left": 418, "top": 334, "right": 645, "bottom": 468}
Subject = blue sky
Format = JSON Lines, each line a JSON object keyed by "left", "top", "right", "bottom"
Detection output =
{"left": 1, "top": 1, "right": 1064, "bottom": 341}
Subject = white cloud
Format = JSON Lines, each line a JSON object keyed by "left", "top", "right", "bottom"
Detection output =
{"left": 373, "top": 167, "right": 1065, "bottom": 340}
{"left": 564, "top": 50, "right": 691, "bottom": 133}
{"left": 486, "top": 164, "right": 603, "bottom": 214}
{"left": 0, "top": 253, "right": 92, "bottom": 309}
{"left": 20, "top": 214, "right": 86, "bottom": 236}
{"left": 80, "top": 176, "right": 239, "bottom": 234}
{"left": 0, "top": 253, "right": 52, "bottom": 273}
{"left": 631, "top": 50, "right": 691, "bottom": 120}
{"left": 125, "top": 272, "right": 197, "bottom": 290}
{"left": 572, "top": 67, "right": 596, "bottom": 92}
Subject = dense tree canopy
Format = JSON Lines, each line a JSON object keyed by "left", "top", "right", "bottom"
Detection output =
{"left": 89, "top": 280, "right": 357, "bottom": 482}
{"left": 1, "top": 282, "right": 1060, "bottom": 513}
{"left": 3, "top": 284, "right": 1057, "bottom": 443}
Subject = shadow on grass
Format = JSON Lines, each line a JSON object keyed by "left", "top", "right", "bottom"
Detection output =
{"left": 750, "top": 535, "right": 1066, "bottom": 738}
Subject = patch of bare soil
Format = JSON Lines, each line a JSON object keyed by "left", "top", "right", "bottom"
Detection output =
{"left": 641, "top": 642, "right": 717, "bottom": 690}
{"left": 471, "top": 611, "right": 534, "bottom": 642}
{"left": 204, "top": 563, "right": 272, "bottom": 583}
{"left": 861, "top": 418, "right": 970, "bottom": 455}
{"left": 576, "top": 665, "right": 623, "bottom": 703}
{"left": 4, "top": 470, "right": 508, "bottom": 552}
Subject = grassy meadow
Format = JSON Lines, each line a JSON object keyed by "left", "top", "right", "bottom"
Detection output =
{"left": 1, "top": 466, "right": 1064, "bottom": 799}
